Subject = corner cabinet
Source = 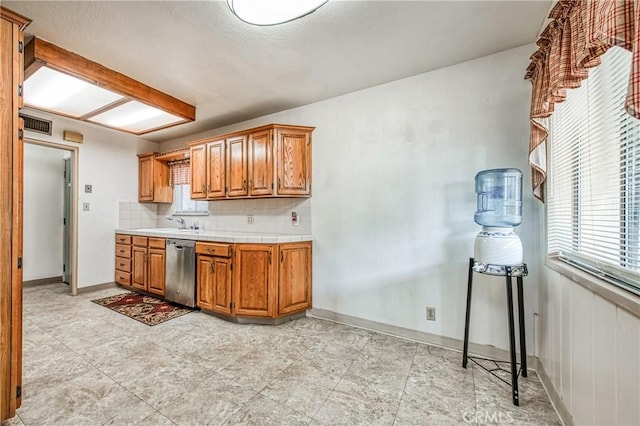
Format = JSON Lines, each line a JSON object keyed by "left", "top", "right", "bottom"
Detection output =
{"left": 233, "top": 244, "right": 276, "bottom": 317}
{"left": 137, "top": 153, "right": 172, "bottom": 203}
{"left": 278, "top": 242, "right": 312, "bottom": 315}
{"left": 0, "top": 7, "right": 30, "bottom": 422}
{"left": 194, "top": 240, "right": 312, "bottom": 321}
{"left": 188, "top": 124, "right": 313, "bottom": 200}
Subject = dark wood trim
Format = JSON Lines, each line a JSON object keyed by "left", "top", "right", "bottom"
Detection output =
{"left": 24, "top": 37, "right": 195, "bottom": 121}
{"left": 0, "top": 7, "right": 31, "bottom": 30}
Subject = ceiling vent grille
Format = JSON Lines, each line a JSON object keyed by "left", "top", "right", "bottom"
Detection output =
{"left": 19, "top": 113, "right": 52, "bottom": 135}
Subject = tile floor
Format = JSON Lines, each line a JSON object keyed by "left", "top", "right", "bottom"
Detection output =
{"left": 3, "top": 282, "right": 561, "bottom": 426}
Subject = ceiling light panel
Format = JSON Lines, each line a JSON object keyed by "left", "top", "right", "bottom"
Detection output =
{"left": 88, "top": 100, "right": 185, "bottom": 133}
{"left": 24, "top": 67, "right": 124, "bottom": 117}
{"left": 228, "top": 0, "right": 328, "bottom": 25}
{"left": 23, "top": 37, "right": 196, "bottom": 135}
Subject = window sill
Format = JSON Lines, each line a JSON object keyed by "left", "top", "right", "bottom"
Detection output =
{"left": 546, "top": 257, "right": 640, "bottom": 317}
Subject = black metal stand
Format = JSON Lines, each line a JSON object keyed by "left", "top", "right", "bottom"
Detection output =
{"left": 462, "top": 257, "right": 528, "bottom": 406}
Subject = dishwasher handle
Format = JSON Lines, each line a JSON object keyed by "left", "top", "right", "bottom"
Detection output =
{"left": 167, "top": 239, "right": 195, "bottom": 249}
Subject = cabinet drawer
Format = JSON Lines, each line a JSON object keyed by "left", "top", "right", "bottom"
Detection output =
{"left": 115, "top": 270, "right": 131, "bottom": 286}
{"left": 115, "top": 234, "right": 131, "bottom": 244}
{"left": 115, "top": 244, "right": 131, "bottom": 258}
{"left": 115, "top": 256, "right": 131, "bottom": 273}
{"left": 148, "top": 237, "right": 166, "bottom": 249}
{"left": 196, "top": 242, "right": 232, "bottom": 257}
{"left": 132, "top": 236, "right": 148, "bottom": 247}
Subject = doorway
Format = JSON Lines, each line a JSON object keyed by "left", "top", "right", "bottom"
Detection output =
{"left": 24, "top": 139, "right": 78, "bottom": 295}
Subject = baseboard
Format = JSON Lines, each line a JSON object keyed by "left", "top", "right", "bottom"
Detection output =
{"left": 23, "top": 276, "right": 63, "bottom": 287}
{"left": 536, "top": 358, "right": 573, "bottom": 426}
{"left": 307, "top": 308, "right": 537, "bottom": 368}
{"left": 77, "top": 281, "right": 118, "bottom": 294}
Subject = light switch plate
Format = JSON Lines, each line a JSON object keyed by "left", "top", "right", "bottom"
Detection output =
{"left": 83, "top": 203, "right": 90, "bottom": 211}
{"left": 84, "top": 184, "right": 92, "bottom": 193}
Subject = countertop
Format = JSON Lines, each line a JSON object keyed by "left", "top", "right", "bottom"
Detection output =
{"left": 115, "top": 228, "right": 312, "bottom": 243}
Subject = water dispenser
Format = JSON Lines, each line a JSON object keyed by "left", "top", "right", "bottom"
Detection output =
{"left": 473, "top": 168, "right": 523, "bottom": 265}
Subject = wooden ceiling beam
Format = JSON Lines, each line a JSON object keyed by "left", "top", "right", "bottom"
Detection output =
{"left": 23, "top": 37, "right": 195, "bottom": 122}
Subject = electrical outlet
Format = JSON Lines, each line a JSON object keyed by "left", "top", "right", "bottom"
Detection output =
{"left": 84, "top": 184, "right": 92, "bottom": 193}
{"left": 82, "top": 202, "right": 90, "bottom": 211}
{"left": 426, "top": 307, "right": 436, "bottom": 321}
{"left": 247, "top": 215, "right": 254, "bottom": 224}
{"left": 291, "top": 211, "right": 299, "bottom": 226}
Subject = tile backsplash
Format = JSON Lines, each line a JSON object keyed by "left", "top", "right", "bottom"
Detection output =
{"left": 118, "top": 202, "right": 158, "bottom": 229}
{"left": 118, "top": 198, "right": 311, "bottom": 235}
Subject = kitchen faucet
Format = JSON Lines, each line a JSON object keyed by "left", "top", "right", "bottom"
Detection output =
{"left": 166, "top": 216, "right": 187, "bottom": 229}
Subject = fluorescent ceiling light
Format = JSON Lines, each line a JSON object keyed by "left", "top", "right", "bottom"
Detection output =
{"left": 227, "top": 0, "right": 328, "bottom": 26}
{"left": 23, "top": 37, "right": 196, "bottom": 135}
{"left": 24, "top": 67, "right": 124, "bottom": 116}
{"left": 89, "top": 101, "right": 184, "bottom": 133}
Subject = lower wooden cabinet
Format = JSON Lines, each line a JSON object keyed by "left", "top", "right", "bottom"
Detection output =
{"left": 233, "top": 244, "right": 276, "bottom": 317}
{"left": 197, "top": 254, "right": 232, "bottom": 315}
{"left": 195, "top": 241, "right": 312, "bottom": 320}
{"left": 278, "top": 242, "right": 312, "bottom": 315}
{"left": 118, "top": 233, "right": 311, "bottom": 321}
{"left": 115, "top": 234, "right": 132, "bottom": 286}
{"left": 130, "top": 236, "right": 166, "bottom": 296}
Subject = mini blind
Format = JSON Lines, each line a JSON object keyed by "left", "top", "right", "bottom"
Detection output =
{"left": 548, "top": 46, "right": 640, "bottom": 294}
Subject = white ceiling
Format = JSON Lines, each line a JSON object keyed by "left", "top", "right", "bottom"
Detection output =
{"left": 5, "top": 0, "right": 551, "bottom": 142}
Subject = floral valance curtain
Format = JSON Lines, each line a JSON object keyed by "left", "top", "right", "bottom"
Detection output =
{"left": 168, "top": 159, "right": 190, "bottom": 187}
{"left": 525, "top": 0, "right": 640, "bottom": 201}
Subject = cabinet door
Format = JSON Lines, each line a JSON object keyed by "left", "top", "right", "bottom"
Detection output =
{"left": 207, "top": 139, "right": 226, "bottom": 198}
{"left": 227, "top": 135, "right": 248, "bottom": 197}
{"left": 278, "top": 242, "right": 312, "bottom": 315}
{"left": 233, "top": 244, "right": 275, "bottom": 317}
{"left": 132, "top": 246, "right": 147, "bottom": 290}
{"left": 190, "top": 144, "right": 207, "bottom": 199}
{"left": 147, "top": 248, "right": 166, "bottom": 296}
{"left": 276, "top": 128, "right": 311, "bottom": 196}
{"left": 196, "top": 255, "right": 214, "bottom": 310}
{"left": 138, "top": 155, "right": 154, "bottom": 201}
{"left": 248, "top": 129, "right": 273, "bottom": 196}
{"left": 211, "top": 257, "right": 232, "bottom": 315}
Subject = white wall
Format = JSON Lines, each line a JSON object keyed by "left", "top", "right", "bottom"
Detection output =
{"left": 159, "top": 44, "right": 539, "bottom": 353}
{"left": 23, "top": 143, "right": 67, "bottom": 281}
{"left": 23, "top": 108, "right": 158, "bottom": 288}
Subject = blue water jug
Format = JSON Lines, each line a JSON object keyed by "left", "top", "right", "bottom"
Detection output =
{"left": 474, "top": 168, "right": 523, "bottom": 227}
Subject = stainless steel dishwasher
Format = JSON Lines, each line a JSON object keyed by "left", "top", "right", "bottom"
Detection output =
{"left": 165, "top": 239, "right": 196, "bottom": 308}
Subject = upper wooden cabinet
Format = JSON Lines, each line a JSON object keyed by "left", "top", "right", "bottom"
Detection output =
{"left": 276, "top": 127, "right": 311, "bottom": 196}
{"left": 137, "top": 153, "right": 172, "bottom": 203}
{"left": 190, "top": 139, "right": 226, "bottom": 199}
{"left": 248, "top": 129, "right": 273, "bottom": 196}
{"left": 188, "top": 124, "right": 313, "bottom": 200}
{"left": 227, "top": 135, "right": 248, "bottom": 197}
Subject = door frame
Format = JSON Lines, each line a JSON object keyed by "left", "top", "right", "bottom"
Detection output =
{"left": 25, "top": 138, "right": 79, "bottom": 296}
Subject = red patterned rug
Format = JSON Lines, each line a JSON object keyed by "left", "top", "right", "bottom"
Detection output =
{"left": 91, "top": 292, "right": 192, "bottom": 326}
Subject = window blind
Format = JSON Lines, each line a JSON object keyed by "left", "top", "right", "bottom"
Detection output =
{"left": 548, "top": 47, "right": 640, "bottom": 294}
